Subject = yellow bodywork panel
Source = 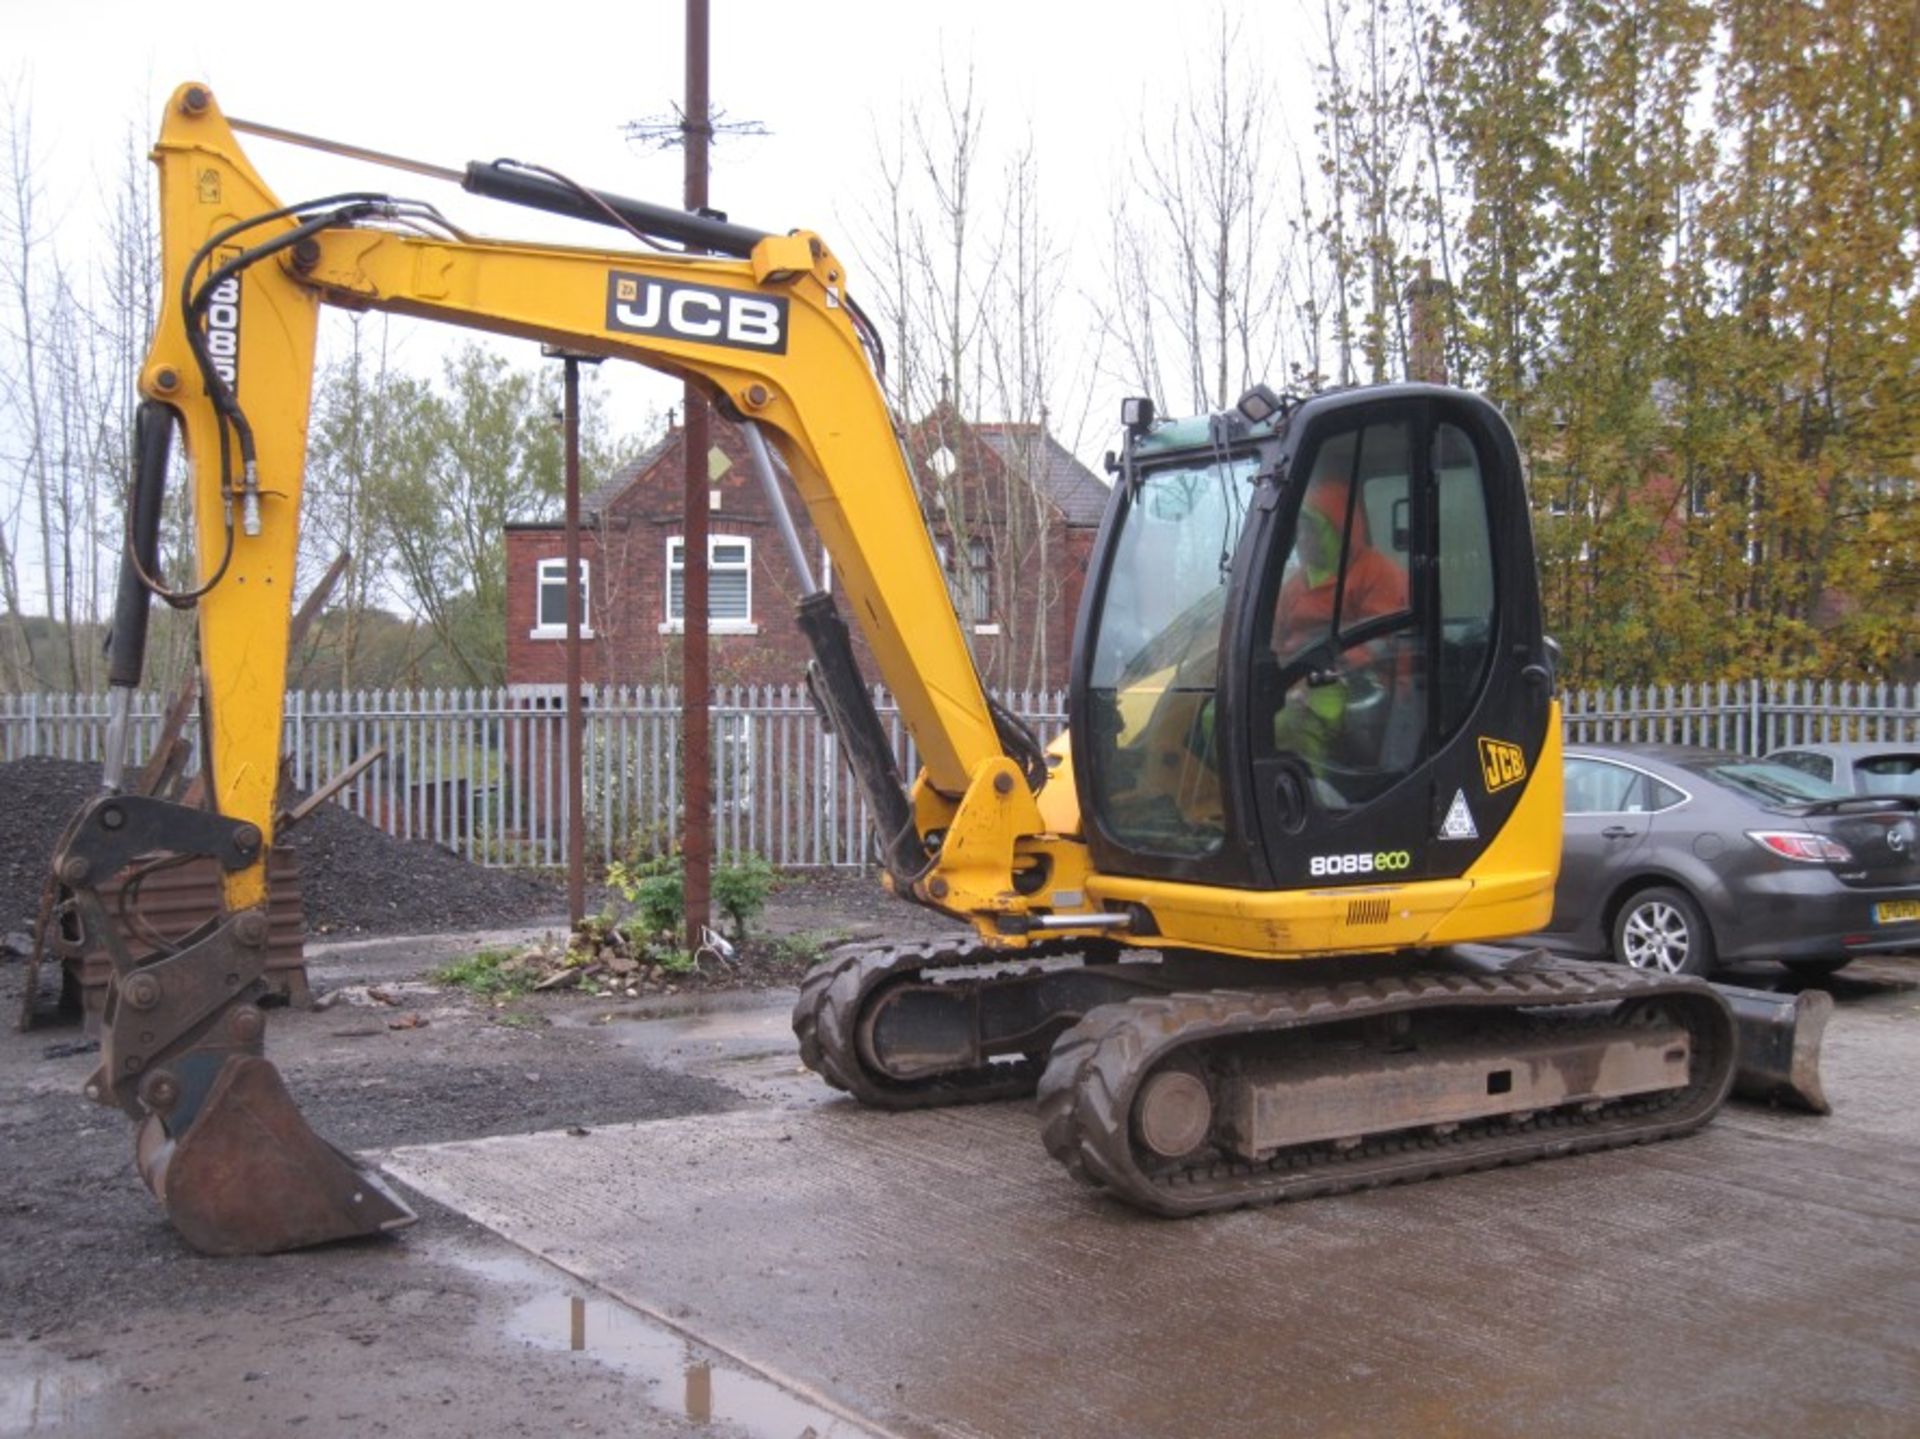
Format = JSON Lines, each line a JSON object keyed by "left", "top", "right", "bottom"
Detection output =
{"left": 1086, "top": 710, "right": 1563, "bottom": 960}
{"left": 1422, "top": 714, "right": 1563, "bottom": 944}
{"left": 143, "top": 89, "right": 324, "bottom": 910}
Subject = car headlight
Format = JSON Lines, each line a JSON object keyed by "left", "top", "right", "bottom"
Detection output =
{"left": 1746, "top": 830, "right": 1855, "bottom": 864}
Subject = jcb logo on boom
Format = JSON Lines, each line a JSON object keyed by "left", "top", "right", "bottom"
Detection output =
{"left": 1309, "top": 850, "right": 1411, "bottom": 878}
{"left": 1478, "top": 736, "right": 1527, "bottom": 793}
{"left": 606, "top": 273, "right": 789, "bottom": 354}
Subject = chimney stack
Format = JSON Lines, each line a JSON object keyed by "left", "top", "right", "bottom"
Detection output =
{"left": 1405, "top": 259, "right": 1452, "bottom": 385}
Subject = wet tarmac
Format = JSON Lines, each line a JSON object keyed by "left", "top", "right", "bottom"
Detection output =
{"left": 385, "top": 957, "right": 1920, "bottom": 1439}
{"left": 0, "top": 1225, "right": 868, "bottom": 1439}
{"left": 447, "top": 1245, "right": 871, "bottom": 1438}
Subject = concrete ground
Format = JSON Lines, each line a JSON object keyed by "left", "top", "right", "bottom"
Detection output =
{"left": 4, "top": 940, "right": 1916, "bottom": 1438}
{"left": 387, "top": 956, "right": 1920, "bottom": 1439}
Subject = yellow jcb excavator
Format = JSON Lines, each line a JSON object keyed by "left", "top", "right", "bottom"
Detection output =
{"left": 53, "top": 85, "right": 1824, "bottom": 1255}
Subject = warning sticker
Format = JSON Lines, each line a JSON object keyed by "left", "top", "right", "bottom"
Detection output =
{"left": 1439, "top": 789, "right": 1479, "bottom": 841}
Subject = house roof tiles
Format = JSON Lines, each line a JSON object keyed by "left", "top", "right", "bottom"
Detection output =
{"left": 974, "top": 424, "right": 1110, "bottom": 527}
{"left": 571, "top": 414, "right": 1109, "bottom": 529}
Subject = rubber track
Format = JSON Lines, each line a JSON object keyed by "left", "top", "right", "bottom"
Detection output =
{"left": 791, "top": 939, "right": 1061, "bottom": 1110}
{"left": 1035, "top": 958, "right": 1736, "bottom": 1217}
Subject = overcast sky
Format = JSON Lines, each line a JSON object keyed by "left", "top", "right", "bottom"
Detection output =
{"left": 4, "top": 2, "right": 1320, "bottom": 612}
{"left": 7, "top": 0, "right": 1317, "bottom": 436}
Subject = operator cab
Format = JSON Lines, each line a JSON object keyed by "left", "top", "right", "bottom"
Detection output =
{"left": 1069, "top": 384, "right": 1553, "bottom": 891}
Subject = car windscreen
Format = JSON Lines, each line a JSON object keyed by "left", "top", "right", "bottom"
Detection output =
{"left": 1683, "top": 758, "right": 1847, "bottom": 806}
{"left": 1857, "top": 754, "right": 1920, "bottom": 797}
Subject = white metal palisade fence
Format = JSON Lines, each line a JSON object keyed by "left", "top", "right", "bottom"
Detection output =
{"left": 0, "top": 684, "right": 1069, "bottom": 871}
{"left": 2, "top": 679, "right": 1914, "bottom": 871}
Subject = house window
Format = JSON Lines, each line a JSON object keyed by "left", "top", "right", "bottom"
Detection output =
{"left": 663, "top": 535, "right": 756, "bottom": 634}
{"left": 967, "top": 537, "right": 994, "bottom": 630}
{"left": 1687, "top": 471, "right": 1711, "bottom": 518}
{"left": 530, "top": 557, "right": 591, "bottom": 639}
{"left": 935, "top": 535, "right": 998, "bottom": 634}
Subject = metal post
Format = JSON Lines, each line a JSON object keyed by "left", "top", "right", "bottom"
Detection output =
{"left": 681, "top": 0, "right": 713, "bottom": 949}
{"left": 564, "top": 356, "right": 586, "bottom": 928}
{"left": 543, "top": 345, "right": 603, "bottom": 921}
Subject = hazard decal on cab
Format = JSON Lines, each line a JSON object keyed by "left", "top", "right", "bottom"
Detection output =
{"left": 1477, "top": 737, "right": 1527, "bottom": 794}
{"left": 1439, "top": 789, "right": 1478, "bottom": 840}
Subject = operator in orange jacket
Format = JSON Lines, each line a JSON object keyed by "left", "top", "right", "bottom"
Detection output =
{"left": 1271, "top": 469, "right": 1409, "bottom": 770}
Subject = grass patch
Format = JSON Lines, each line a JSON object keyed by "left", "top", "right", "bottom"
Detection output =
{"left": 490, "top": 1009, "right": 546, "bottom": 1031}
{"left": 432, "top": 946, "right": 534, "bottom": 999}
{"left": 767, "top": 930, "right": 841, "bottom": 964}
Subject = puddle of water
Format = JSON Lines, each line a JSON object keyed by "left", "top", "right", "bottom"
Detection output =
{"left": 448, "top": 1247, "right": 868, "bottom": 1438}
{"left": 0, "top": 1361, "right": 107, "bottom": 1436}
{"left": 589, "top": 1004, "right": 788, "bottom": 1040}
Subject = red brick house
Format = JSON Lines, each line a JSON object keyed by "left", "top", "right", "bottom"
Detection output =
{"left": 504, "top": 405, "right": 1109, "bottom": 699}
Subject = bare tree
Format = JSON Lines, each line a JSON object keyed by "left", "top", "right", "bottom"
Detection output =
{"left": 1100, "top": 9, "right": 1290, "bottom": 413}
{"left": 853, "top": 54, "right": 1127, "bottom": 692}
{"left": 978, "top": 137, "right": 1068, "bottom": 691}
{"left": 1315, "top": 0, "right": 1427, "bottom": 386}
{"left": 0, "top": 90, "right": 54, "bottom": 688}
{"left": 0, "top": 97, "right": 169, "bottom": 695}
{"left": 302, "top": 314, "right": 403, "bottom": 689}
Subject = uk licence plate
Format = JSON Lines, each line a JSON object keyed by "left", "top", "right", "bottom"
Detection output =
{"left": 1876, "top": 899, "right": 1920, "bottom": 925}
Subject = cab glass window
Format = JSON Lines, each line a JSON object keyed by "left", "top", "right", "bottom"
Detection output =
{"left": 1259, "top": 419, "right": 1423, "bottom": 812}
{"left": 1434, "top": 423, "right": 1496, "bottom": 738}
{"left": 1086, "top": 451, "right": 1258, "bottom": 856}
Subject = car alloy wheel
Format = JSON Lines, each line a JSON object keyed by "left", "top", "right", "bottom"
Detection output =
{"left": 1612, "top": 886, "right": 1715, "bottom": 978}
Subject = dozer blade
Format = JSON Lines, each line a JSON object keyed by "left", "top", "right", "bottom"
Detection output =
{"left": 1714, "top": 982, "right": 1833, "bottom": 1115}
{"left": 136, "top": 1054, "right": 415, "bottom": 1256}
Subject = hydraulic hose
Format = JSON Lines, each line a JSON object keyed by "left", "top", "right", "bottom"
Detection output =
{"left": 102, "top": 402, "right": 176, "bottom": 790}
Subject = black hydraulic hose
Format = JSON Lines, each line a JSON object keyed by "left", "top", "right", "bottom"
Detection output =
{"left": 184, "top": 202, "right": 385, "bottom": 479}
{"left": 462, "top": 160, "right": 769, "bottom": 256}
{"left": 107, "top": 402, "right": 174, "bottom": 684}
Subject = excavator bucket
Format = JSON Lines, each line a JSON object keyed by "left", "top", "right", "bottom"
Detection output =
{"left": 134, "top": 1055, "right": 415, "bottom": 1256}
{"left": 57, "top": 791, "right": 415, "bottom": 1255}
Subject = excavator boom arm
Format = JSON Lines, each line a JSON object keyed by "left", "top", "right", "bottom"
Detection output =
{"left": 142, "top": 84, "right": 1003, "bottom": 912}
{"left": 55, "top": 82, "right": 1072, "bottom": 1256}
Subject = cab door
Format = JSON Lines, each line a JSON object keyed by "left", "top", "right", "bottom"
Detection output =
{"left": 1221, "top": 389, "right": 1550, "bottom": 889}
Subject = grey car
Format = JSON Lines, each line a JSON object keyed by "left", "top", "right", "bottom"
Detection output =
{"left": 1765, "top": 742, "right": 1920, "bottom": 798}
{"left": 1532, "top": 744, "right": 1920, "bottom": 978}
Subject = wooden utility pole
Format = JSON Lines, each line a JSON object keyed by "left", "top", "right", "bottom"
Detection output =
{"left": 562, "top": 355, "right": 587, "bottom": 928}
{"left": 681, "top": 0, "right": 713, "bottom": 947}
{"left": 542, "top": 344, "right": 601, "bottom": 928}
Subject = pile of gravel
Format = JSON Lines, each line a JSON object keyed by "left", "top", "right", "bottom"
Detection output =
{"left": 291, "top": 793, "right": 562, "bottom": 936}
{"left": 0, "top": 757, "right": 90, "bottom": 936}
{"left": 0, "top": 756, "right": 562, "bottom": 937}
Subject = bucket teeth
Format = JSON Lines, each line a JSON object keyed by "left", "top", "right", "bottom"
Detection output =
{"left": 136, "top": 1054, "right": 415, "bottom": 1256}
